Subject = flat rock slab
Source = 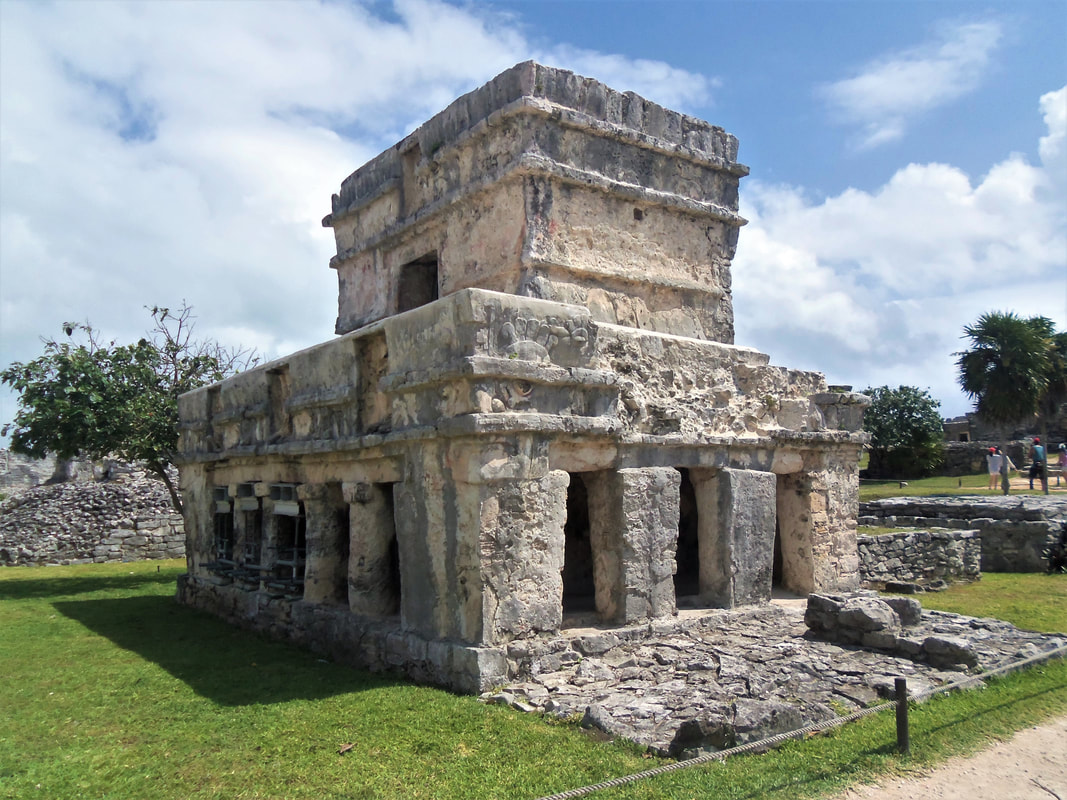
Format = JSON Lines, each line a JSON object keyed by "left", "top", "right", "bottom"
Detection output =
{"left": 484, "top": 604, "right": 1066, "bottom": 757}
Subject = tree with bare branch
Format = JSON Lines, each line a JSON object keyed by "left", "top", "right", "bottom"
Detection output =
{"left": 1, "top": 303, "right": 257, "bottom": 511}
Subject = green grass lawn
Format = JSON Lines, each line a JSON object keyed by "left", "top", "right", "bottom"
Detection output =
{"left": 0, "top": 561, "right": 1064, "bottom": 800}
{"left": 907, "top": 572, "right": 1067, "bottom": 634}
{"left": 858, "top": 472, "right": 1056, "bottom": 501}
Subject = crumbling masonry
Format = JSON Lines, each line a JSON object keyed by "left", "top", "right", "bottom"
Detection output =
{"left": 176, "top": 63, "right": 869, "bottom": 693}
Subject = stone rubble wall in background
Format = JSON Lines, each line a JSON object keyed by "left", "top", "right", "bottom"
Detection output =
{"left": 939, "top": 441, "right": 1028, "bottom": 477}
{"left": 0, "top": 470, "right": 185, "bottom": 566}
{"left": 859, "top": 496, "right": 1066, "bottom": 573}
{"left": 858, "top": 528, "right": 981, "bottom": 586}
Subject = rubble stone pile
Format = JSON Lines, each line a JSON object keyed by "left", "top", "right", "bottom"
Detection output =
{"left": 0, "top": 472, "right": 184, "bottom": 566}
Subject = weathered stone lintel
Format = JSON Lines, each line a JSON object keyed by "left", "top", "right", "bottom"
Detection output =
{"left": 328, "top": 151, "right": 744, "bottom": 271}
{"left": 377, "top": 356, "right": 617, "bottom": 395}
{"left": 286, "top": 385, "right": 358, "bottom": 412}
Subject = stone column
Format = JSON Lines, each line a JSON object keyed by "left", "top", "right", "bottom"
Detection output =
{"left": 698, "top": 467, "right": 776, "bottom": 607}
{"left": 809, "top": 452, "right": 862, "bottom": 592}
{"left": 473, "top": 470, "right": 569, "bottom": 643}
{"left": 343, "top": 481, "right": 399, "bottom": 617}
{"left": 774, "top": 471, "right": 817, "bottom": 595}
{"left": 298, "top": 483, "right": 349, "bottom": 605}
{"left": 178, "top": 463, "right": 214, "bottom": 576}
{"left": 586, "top": 467, "right": 680, "bottom": 624}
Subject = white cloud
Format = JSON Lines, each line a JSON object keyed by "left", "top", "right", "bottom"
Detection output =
{"left": 0, "top": 0, "right": 712, "bottom": 431}
{"left": 535, "top": 45, "right": 715, "bottom": 110}
{"left": 734, "top": 86, "right": 1067, "bottom": 417}
{"left": 819, "top": 20, "right": 1002, "bottom": 148}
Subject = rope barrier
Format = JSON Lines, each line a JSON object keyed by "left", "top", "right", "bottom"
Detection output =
{"left": 534, "top": 642, "right": 1067, "bottom": 800}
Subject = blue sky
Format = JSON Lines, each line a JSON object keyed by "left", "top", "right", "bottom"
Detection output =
{"left": 1, "top": 0, "right": 1064, "bottom": 434}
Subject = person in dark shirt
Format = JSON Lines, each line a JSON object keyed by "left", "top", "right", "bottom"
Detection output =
{"left": 1029, "top": 437, "right": 1047, "bottom": 492}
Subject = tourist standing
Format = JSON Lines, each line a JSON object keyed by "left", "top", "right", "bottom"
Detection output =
{"left": 1029, "top": 437, "right": 1047, "bottom": 493}
{"left": 986, "top": 447, "right": 1002, "bottom": 490}
{"left": 999, "top": 447, "right": 1015, "bottom": 495}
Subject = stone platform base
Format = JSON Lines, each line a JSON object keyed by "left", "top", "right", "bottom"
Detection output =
{"left": 484, "top": 598, "right": 1066, "bottom": 757}
{"left": 176, "top": 575, "right": 507, "bottom": 693}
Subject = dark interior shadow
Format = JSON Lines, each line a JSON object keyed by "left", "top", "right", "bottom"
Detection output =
{"left": 53, "top": 594, "right": 406, "bottom": 705}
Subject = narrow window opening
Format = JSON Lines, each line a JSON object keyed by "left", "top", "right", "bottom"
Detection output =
{"left": 232, "top": 484, "right": 264, "bottom": 590}
{"left": 772, "top": 519, "right": 783, "bottom": 588}
{"left": 562, "top": 473, "right": 595, "bottom": 616}
{"left": 242, "top": 508, "right": 263, "bottom": 567}
{"left": 267, "top": 484, "right": 305, "bottom": 599}
{"left": 397, "top": 252, "right": 439, "bottom": 313}
{"left": 383, "top": 484, "right": 401, "bottom": 616}
{"left": 633, "top": 207, "right": 644, "bottom": 221}
{"left": 674, "top": 468, "right": 701, "bottom": 605}
{"left": 334, "top": 499, "right": 351, "bottom": 604}
{"left": 211, "top": 486, "right": 234, "bottom": 574}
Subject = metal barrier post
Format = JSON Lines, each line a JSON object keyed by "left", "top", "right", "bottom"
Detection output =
{"left": 895, "top": 677, "right": 910, "bottom": 754}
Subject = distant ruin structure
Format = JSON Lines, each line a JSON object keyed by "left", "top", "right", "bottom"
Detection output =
{"left": 176, "top": 62, "right": 869, "bottom": 692}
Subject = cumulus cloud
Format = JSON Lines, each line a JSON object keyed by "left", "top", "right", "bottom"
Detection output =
{"left": 734, "top": 86, "right": 1067, "bottom": 416}
{"left": 819, "top": 19, "right": 1002, "bottom": 148}
{"left": 0, "top": 0, "right": 713, "bottom": 429}
{"left": 535, "top": 44, "right": 715, "bottom": 109}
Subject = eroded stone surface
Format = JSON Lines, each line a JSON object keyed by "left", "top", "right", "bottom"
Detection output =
{"left": 485, "top": 600, "right": 1066, "bottom": 757}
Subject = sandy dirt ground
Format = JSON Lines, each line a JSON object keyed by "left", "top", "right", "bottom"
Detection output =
{"left": 832, "top": 715, "right": 1067, "bottom": 800}
{"left": 971, "top": 474, "right": 1066, "bottom": 494}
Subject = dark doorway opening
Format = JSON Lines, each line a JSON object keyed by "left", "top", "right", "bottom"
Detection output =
{"left": 562, "top": 473, "right": 595, "bottom": 614}
{"left": 383, "top": 485, "right": 401, "bottom": 616}
{"left": 772, "top": 519, "right": 783, "bottom": 587}
{"left": 675, "top": 468, "right": 700, "bottom": 603}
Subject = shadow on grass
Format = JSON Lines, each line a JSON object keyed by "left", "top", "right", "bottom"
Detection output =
{"left": 53, "top": 594, "right": 406, "bottom": 705}
{"left": 0, "top": 569, "right": 180, "bottom": 600}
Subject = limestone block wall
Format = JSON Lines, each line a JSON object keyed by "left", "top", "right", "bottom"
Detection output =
{"left": 857, "top": 529, "right": 981, "bottom": 585}
{"left": 859, "top": 497, "right": 1064, "bottom": 572}
{"left": 90, "top": 515, "right": 186, "bottom": 563}
{"left": 0, "top": 476, "right": 184, "bottom": 566}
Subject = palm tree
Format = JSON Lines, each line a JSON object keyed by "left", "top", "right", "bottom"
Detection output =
{"left": 956, "top": 312, "right": 1062, "bottom": 494}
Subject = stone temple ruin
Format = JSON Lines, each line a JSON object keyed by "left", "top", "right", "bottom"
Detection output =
{"left": 176, "top": 62, "right": 869, "bottom": 693}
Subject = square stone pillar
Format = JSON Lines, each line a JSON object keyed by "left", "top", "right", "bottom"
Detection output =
{"left": 179, "top": 463, "right": 214, "bottom": 576}
{"left": 698, "top": 467, "right": 776, "bottom": 607}
{"left": 298, "top": 483, "right": 349, "bottom": 605}
{"left": 586, "top": 467, "right": 680, "bottom": 624}
{"left": 343, "top": 481, "right": 399, "bottom": 617}
{"left": 474, "top": 470, "right": 569, "bottom": 644}
{"left": 808, "top": 455, "right": 862, "bottom": 592}
{"left": 775, "top": 471, "right": 816, "bottom": 594}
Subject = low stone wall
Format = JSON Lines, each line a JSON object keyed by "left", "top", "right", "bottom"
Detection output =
{"left": 858, "top": 528, "right": 980, "bottom": 586}
{"left": 940, "top": 441, "right": 1026, "bottom": 477}
{"left": 859, "top": 496, "right": 1065, "bottom": 573}
{"left": 88, "top": 514, "right": 186, "bottom": 564}
{"left": 0, "top": 475, "right": 184, "bottom": 566}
